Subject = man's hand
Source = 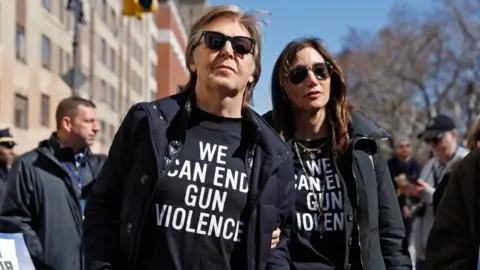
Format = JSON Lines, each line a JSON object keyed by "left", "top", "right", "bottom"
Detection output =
{"left": 401, "top": 180, "right": 429, "bottom": 197}
{"left": 271, "top": 227, "right": 280, "bottom": 248}
{"left": 402, "top": 206, "right": 411, "bottom": 219}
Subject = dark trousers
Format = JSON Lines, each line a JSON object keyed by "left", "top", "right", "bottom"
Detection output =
{"left": 403, "top": 217, "right": 413, "bottom": 250}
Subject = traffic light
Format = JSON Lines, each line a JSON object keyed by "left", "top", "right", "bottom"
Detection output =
{"left": 122, "top": 0, "right": 143, "bottom": 18}
{"left": 139, "top": 0, "right": 158, "bottom": 12}
{"left": 122, "top": 0, "right": 157, "bottom": 19}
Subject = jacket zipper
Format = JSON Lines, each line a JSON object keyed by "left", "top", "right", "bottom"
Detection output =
{"left": 350, "top": 134, "right": 388, "bottom": 269}
{"left": 351, "top": 163, "right": 365, "bottom": 268}
{"left": 131, "top": 103, "right": 189, "bottom": 267}
{"left": 244, "top": 135, "right": 257, "bottom": 270}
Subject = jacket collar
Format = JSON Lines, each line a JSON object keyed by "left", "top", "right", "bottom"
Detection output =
{"left": 348, "top": 110, "right": 390, "bottom": 140}
{"left": 38, "top": 133, "right": 92, "bottom": 164}
{"left": 154, "top": 91, "right": 290, "bottom": 157}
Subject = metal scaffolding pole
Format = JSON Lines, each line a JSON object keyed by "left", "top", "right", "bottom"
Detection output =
{"left": 67, "top": 0, "right": 86, "bottom": 96}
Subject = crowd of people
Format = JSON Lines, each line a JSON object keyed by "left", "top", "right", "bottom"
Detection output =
{"left": 0, "top": 4, "right": 478, "bottom": 270}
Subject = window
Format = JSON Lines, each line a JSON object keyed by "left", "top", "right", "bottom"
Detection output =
{"left": 99, "top": 120, "right": 106, "bottom": 143}
{"left": 150, "top": 63, "right": 157, "bottom": 78}
{"left": 0, "top": 2, "right": 2, "bottom": 44}
{"left": 151, "top": 37, "right": 156, "bottom": 50}
{"left": 42, "top": 0, "right": 51, "bottom": 12}
{"left": 109, "top": 85, "right": 116, "bottom": 109}
{"left": 15, "top": 25, "right": 26, "bottom": 62}
{"left": 137, "top": 47, "right": 143, "bottom": 65}
{"left": 100, "top": 79, "right": 107, "bottom": 101}
{"left": 14, "top": 94, "right": 28, "bottom": 129}
{"left": 109, "top": 124, "right": 115, "bottom": 141}
{"left": 109, "top": 47, "right": 115, "bottom": 72}
{"left": 59, "top": 0, "right": 65, "bottom": 24}
{"left": 66, "top": 14, "right": 73, "bottom": 30}
{"left": 100, "top": 38, "right": 106, "bottom": 64}
{"left": 100, "top": 0, "right": 107, "bottom": 22}
{"left": 66, "top": 53, "right": 72, "bottom": 69}
{"left": 58, "top": 47, "right": 64, "bottom": 75}
{"left": 111, "top": 9, "right": 118, "bottom": 36}
{"left": 41, "top": 35, "right": 52, "bottom": 70}
{"left": 41, "top": 94, "right": 50, "bottom": 127}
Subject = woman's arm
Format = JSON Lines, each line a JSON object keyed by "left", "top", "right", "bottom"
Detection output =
{"left": 267, "top": 159, "right": 296, "bottom": 270}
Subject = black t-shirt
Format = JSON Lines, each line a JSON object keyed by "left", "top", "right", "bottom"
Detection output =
{"left": 138, "top": 108, "right": 250, "bottom": 270}
{"left": 290, "top": 138, "right": 346, "bottom": 270}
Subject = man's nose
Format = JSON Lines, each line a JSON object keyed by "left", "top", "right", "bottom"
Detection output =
{"left": 92, "top": 121, "right": 100, "bottom": 133}
{"left": 220, "top": 41, "right": 235, "bottom": 58}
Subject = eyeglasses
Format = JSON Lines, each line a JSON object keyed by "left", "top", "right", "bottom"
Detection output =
{"left": 0, "top": 143, "right": 14, "bottom": 149}
{"left": 199, "top": 31, "right": 256, "bottom": 55}
{"left": 287, "top": 62, "right": 333, "bottom": 85}
{"left": 425, "top": 134, "right": 444, "bottom": 144}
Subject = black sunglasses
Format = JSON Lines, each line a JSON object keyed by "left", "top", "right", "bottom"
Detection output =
{"left": 287, "top": 62, "right": 333, "bottom": 85}
{"left": 199, "top": 31, "right": 256, "bottom": 55}
{"left": 424, "top": 134, "right": 444, "bottom": 144}
{"left": 0, "top": 142, "right": 14, "bottom": 149}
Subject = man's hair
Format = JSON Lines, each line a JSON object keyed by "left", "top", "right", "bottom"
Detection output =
{"left": 56, "top": 96, "right": 96, "bottom": 130}
{"left": 181, "top": 5, "right": 269, "bottom": 108}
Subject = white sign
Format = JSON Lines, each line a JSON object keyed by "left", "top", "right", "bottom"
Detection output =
{"left": 0, "top": 233, "right": 34, "bottom": 270}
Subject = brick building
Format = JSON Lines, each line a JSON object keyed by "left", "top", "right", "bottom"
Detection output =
{"left": 154, "top": 0, "right": 207, "bottom": 98}
{"left": 0, "top": 0, "right": 206, "bottom": 155}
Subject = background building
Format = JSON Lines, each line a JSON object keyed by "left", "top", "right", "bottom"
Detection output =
{"left": 154, "top": 0, "right": 207, "bottom": 98}
{"left": 0, "top": 0, "right": 206, "bottom": 155}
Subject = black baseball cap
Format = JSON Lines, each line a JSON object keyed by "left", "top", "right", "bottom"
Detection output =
{"left": 417, "top": 115, "right": 456, "bottom": 139}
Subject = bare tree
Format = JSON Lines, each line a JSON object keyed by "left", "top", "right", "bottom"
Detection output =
{"left": 338, "top": 0, "right": 480, "bottom": 152}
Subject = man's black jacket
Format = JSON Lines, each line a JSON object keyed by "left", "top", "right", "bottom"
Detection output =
{"left": 263, "top": 110, "right": 412, "bottom": 270}
{"left": 426, "top": 148, "right": 480, "bottom": 270}
{"left": 0, "top": 165, "right": 8, "bottom": 201}
{"left": 83, "top": 92, "right": 296, "bottom": 270}
{"left": 0, "top": 136, "right": 105, "bottom": 270}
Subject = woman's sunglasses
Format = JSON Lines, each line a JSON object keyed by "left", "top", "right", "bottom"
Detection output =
{"left": 200, "top": 31, "right": 256, "bottom": 55}
{"left": 287, "top": 62, "right": 333, "bottom": 85}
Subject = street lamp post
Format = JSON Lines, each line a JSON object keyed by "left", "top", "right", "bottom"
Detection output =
{"left": 66, "top": 0, "right": 86, "bottom": 96}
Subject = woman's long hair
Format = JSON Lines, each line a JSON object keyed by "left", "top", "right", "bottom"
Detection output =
{"left": 466, "top": 117, "right": 480, "bottom": 150}
{"left": 271, "top": 38, "right": 351, "bottom": 153}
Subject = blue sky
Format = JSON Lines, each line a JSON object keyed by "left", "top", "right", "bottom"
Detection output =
{"left": 208, "top": 0, "right": 432, "bottom": 114}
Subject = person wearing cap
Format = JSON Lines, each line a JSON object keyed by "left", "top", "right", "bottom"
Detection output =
{"left": 398, "top": 114, "right": 469, "bottom": 270}
{"left": 0, "top": 128, "right": 16, "bottom": 186}
{"left": 425, "top": 146, "right": 480, "bottom": 270}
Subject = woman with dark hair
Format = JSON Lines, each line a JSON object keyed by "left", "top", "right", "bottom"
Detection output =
{"left": 264, "top": 38, "right": 411, "bottom": 270}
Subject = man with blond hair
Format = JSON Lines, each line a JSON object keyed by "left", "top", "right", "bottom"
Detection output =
{"left": 83, "top": 5, "right": 294, "bottom": 270}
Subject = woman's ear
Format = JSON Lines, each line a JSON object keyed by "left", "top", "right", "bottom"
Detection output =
{"left": 189, "top": 50, "right": 198, "bottom": 72}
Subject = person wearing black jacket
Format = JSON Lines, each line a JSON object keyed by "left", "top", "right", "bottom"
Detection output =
{"left": 83, "top": 5, "right": 295, "bottom": 270}
{"left": 426, "top": 148, "right": 480, "bottom": 270}
{"left": 264, "top": 37, "right": 411, "bottom": 270}
{"left": 0, "top": 97, "right": 101, "bottom": 270}
{"left": 0, "top": 128, "right": 16, "bottom": 197}
{"left": 387, "top": 137, "right": 422, "bottom": 250}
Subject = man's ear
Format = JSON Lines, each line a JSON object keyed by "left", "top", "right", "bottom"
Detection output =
{"left": 451, "top": 129, "right": 458, "bottom": 139}
{"left": 61, "top": 116, "right": 73, "bottom": 132}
